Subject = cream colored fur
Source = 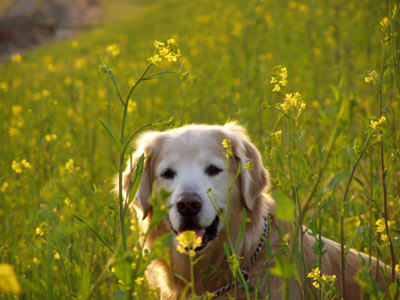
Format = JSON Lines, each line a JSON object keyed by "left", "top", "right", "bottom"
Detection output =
{"left": 120, "top": 122, "right": 390, "bottom": 299}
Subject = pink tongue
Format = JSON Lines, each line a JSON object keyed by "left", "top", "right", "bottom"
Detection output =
{"left": 193, "top": 228, "right": 206, "bottom": 240}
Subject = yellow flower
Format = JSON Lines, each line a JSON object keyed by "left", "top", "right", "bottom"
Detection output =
{"left": 365, "top": 70, "right": 379, "bottom": 86}
{"left": 395, "top": 264, "right": 400, "bottom": 273}
{"left": 0, "top": 82, "right": 8, "bottom": 92}
{"left": 71, "top": 40, "right": 79, "bottom": 48}
{"left": 45, "top": 134, "right": 57, "bottom": 142}
{"left": 54, "top": 253, "right": 60, "bottom": 260}
{"left": 148, "top": 54, "right": 162, "bottom": 65}
{"left": 270, "top": 66, "right": 287, "bottom": 92}
{"left": 33, "top": 257, "right": 39, "bottom": 264}
{"left": 42, "top": 89, "right": 51, "bottom": 97}
{"left": 12, "top": 105, "right": 23, "bottom": 115}
{"left": 64, "top": 159, "right": 75, "bottom": 173}
{"left": 36, "top": 227, "right": 44, "bottom": 236}
{"left": 148, "top": 38, "right": 181, "bottom": 65}
{"left": 11, "top": 53, "right": 22, "bottom": 63}
{"left": 243, "top": 161, "right": 254, "bottom": 170}
{"left": 75, "top": 58, "right": 85, "bottom": 69}
{"left": 176, "top": 231, "right": 202, "bottom": 257}
{"left": 312, "top": 281, "right": 320, "bottom": 289}
{"left": 11, "top": 160, "right": 22, "bottom": 173}
{"left": 106, "top": 44, "right": 120, "bottom": 57}
{"left": 0, "top": 263, "right": 20, "bottom": 294}
{"left": 370, "top": 116, "right": 386, "bottom": 130}
{"left": 65, "top": 77, "right": 72, "bottom": 85}
{"left": 9, "top": 127, "right": 19, "bottom": 137}
{"left": 279, "top": 92, "right": 306, "bottom": 114}
{"left": 222, "top": 139, "right": 233, "bottom": 157}
{"left": 380, "top": 17, "right": 390, "bottom": 29}
{"left": 134, "top": 276, "right": 144, "bottom": 285}
{"left": 272, "top": 84, "right": 281, "bottom": 92}
{"left": 1, "top": 182, "right": 9, "bottom": 193}
{"left": 21, "top": 159, "right": 31, "bottom": 169}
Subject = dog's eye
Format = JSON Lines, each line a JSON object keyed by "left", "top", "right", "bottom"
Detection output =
{"left": 161, "top": 168, "right": 176, "bottom": 179}
{"left": 205, "top": 165, "right": 222, "bottom": 176}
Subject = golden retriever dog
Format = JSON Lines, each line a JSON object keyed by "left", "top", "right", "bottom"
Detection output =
{"left": 120, "top": 122, "right": 390, "bottom": 299}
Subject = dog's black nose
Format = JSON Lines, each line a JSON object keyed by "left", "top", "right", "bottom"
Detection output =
{"left": 177, "top": 193, "right": 202, "bottom": 216}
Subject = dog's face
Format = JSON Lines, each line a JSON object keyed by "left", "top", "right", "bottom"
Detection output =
{"left": 122, "top": 123, "right": 269, "bottom": 252}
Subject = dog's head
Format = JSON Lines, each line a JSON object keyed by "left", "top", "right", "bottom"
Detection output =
{"left": 121, "top": 122, "right": 270, "bottom": 251}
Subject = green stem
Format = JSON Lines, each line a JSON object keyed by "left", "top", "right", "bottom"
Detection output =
{"left": 339, "top": 135, "right": 371, "bottom": 299}
{"left": 118, "top": 64, "right": 153, "bottom": 251}
{"left": 377, "top": 45, "right": 396, "bottom": 282}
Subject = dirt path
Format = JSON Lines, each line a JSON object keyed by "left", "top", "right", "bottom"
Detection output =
{"left": 0, "top": 0, "right": 103, "bottom": 62}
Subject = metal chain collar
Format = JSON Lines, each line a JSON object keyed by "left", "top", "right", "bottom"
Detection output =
{"left": 201, "top": 213, "right": 270, "bottom": 298}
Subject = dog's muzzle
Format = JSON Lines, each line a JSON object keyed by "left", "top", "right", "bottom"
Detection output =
{"left": 173, "top": 192, "right": 219, "bottom": 252}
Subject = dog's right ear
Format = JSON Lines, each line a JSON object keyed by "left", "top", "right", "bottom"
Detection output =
{"left": 117, "top": 131, "right": 163, "bottom": 220}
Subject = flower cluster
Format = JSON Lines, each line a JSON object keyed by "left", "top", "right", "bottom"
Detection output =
{"left": 222, "top": 139, "right": 233, "bottom": 157}
{"left": 307, "top": 267, "right": 336, "bottom": 289}
{"left": 11, "top": 53, "right": 22, "bottom": 63}
{"left": 63, "top": 159, "right": 79, "bottom": 174}
{"left": 364, "top": 70, "right": 379, "bottom": 86}
{"left": 106, "top": 44, "right": 120, "bottom": 57}
{"left": 176, "top": 231, "right": 202, "bottom": 257}
{"left": 375, "top": 218, "right": 394, "bottom": 242}
{"left": 370, "top": 116, "right": 386, "bottom": 130}
{"left": 12, "top": 159, "right": 31, "bottom": 173}
{"left": 45, "top": 133, "right": 58, "bottom": 142}
{"left": 279, "top": 92, "right": 306, "bottom": 114}
{"left": 148, "top": 39, "right": 181, "bottom": 65}
{"left": 270, "top": 66, "right": 287, "bottom": 92}
{"left": 0, "top": 263, "right": 20, "bottom": 294}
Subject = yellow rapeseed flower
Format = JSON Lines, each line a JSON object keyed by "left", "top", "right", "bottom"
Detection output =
{"left": 64, "top": 159, "right": 75, "bottom": 173}
{"left": 370, "top": 116, "right": 386, "bottom": 130}
{"left": 148, "top": 54, "right": 162, "bottom": 65}
{"left": 380, "top": 17, "right": 390, "bottom": 29}
{"left": 21, "top": 159, "right": 31, "bottom": 169}
{"left": 35, "top": 227, "right": 44, "bottom": 236}
{"left": 54, "top": 253, "right": 60, "bottom": 260}
{"left": 0, "top": 82, "right": 8, "bottom": 92}
{"left": 106, "top": 44, "right": 120, "bottom": 57}
{"left": 11, "top": 161, "right": 22, "bottom": 173}
{"left": 0, "top": 263, "right": 20, "bottom": 294}
{"left": 176, "top": 231, "right": 202, "bottom": 257}
{"left": 75, "top": 58, "right": 85, "bottom": 69}
{"left": 148, "top": 38, "right": 181, "bottom": 65}
{"left": 12, "top": 105, "right": 22, "bottom": 115}
{"left": 1, "top": 182, "right": 9, "bottom": 193}
{"left": 270, "top": 66, "right": 288, "bottom": 92}
{"left": 42, "top": 89, "right": 51, "bottom": 97}
{"left": 222, "top": 139, "right": 233, "bottom": 157}
{"left": 11, "top": 53, "right": 22, "bottom": 63}
{"left": 134, "top": 276, "right": 144, "bottom": 285}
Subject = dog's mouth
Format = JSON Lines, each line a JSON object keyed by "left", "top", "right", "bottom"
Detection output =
{"left": 173, "top": 215, "right": 219, "bottom": 252}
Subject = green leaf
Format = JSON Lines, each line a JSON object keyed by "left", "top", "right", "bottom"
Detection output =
{"left": 389, "top": 282, "right": 398, "bottom": 300}
{"left": 114, "top": 251, "right": 132, "bottom": 286}
{"left": 272, "top": 191, "right": 295, "bottom": 222}
{"left": 100, "top": 119, "right": 123, "bottom": 154}
{"left": 73, "top": 214, "right": 114, "bottom": 253}
{"left": 235, "top": 208, "right": 247, "bottom": 250}
{"left": 125, "top": 154, "right": 145, "bottom": 212}
{"left": 270, "top": 256, "right": 294, "bottom": 280}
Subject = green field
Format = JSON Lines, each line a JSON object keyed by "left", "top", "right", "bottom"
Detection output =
{"left": 1, "top": 0, "right": 399, "bottom": 299}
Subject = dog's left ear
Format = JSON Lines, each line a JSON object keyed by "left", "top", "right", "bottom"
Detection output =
{"left": 118, "top": 131, "right": 163, "bottom": 220}
{"left": 225, "top": 123, "right": 270, "bottom": 210}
